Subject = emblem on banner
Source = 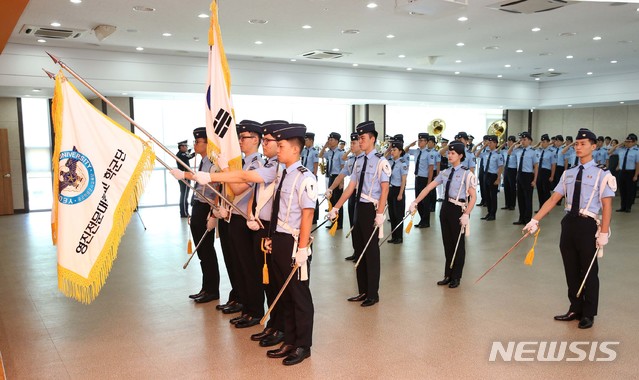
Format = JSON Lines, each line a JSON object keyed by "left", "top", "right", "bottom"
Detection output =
{"left": 58, "top": 146, "right": 96, "bottom": 205}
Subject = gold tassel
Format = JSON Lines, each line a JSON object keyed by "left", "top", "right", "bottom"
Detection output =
{"left": 405, "top": 212, "right": 416, "bottom": 234}
{"left": 262, "top": 263, "right": 269, "bottom": 284}
{"left": 524, "top": 228, "right": 541, "bottom": 266}
{"left": 328, "top": 200, "right": 333, "bottom": 211}
{"left": 187, "top": 239, "right": 193, "bottom": 254}
{"left": 329, "top": 214, "right": 339, "bottom": 236}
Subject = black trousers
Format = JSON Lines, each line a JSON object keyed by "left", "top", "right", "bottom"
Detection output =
{"left": 477, "top": 164, "right": 486, "bottom": 204}
{"left": 190, "top": 201, "right": 220, "bottom": 295}
{"left": 428, "top": 172, "right": 437, "bottom": 211}
{"left": 559, "top": 214, "right": 599, "bottom": 317}
{"left": 483, "top": 173, "right": 498, "bottom": 217}
{"left": 217, "top": 218, "right": 240, "bottom": 304}
{"left": 229, "top": 215, "right": 264, "bottom": 318}
{"left": 440, "top": 202, "right": 466, "bottom": 280}
{"left": 619, "top": 170, "right": 637, "bottom": 211}
{"left": 536, "top": 168, "right": 552, "bottom": 208}
{"left": 271, "top": 233, "right": 314, "bottom": 348}
{"left": 415, "top": 176, "right": 430, "bottom": 226}
{"left": 178, "top": 180, "right": 191, "bottom": 217}
{"left": 348, "top": 193, "right": 357, "bottom": 254}
{"left": 553, "top": 166, "right": 565, "bottom": 189}
{"left": 253, "top": 221, "right": 284, "bottom": 332}
{"left": 503, "top": 168, "right": 517, "bottom": 209}
{"left": 388, "top": 186, "right": 405, "bottom": 240}
{"left": 328, "top": 175, "right": 343, "bottom": 228}
{"left": 352, "top": 202, "right": 380, "bottom": 299}
{"left": 516, "top": 172, "right": 534, "bottom": 223}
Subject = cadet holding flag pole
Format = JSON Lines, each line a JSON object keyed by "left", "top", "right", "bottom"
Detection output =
{"left": 410, "top": 141, "right": 477, "bottom": 288}
{"left": 523, "top": 128, "right": 615, "bottom": 329}
{"left": 328, "top": 121, "right": 390, "bottom": 307}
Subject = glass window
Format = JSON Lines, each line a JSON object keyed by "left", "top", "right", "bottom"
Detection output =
{"left": 21, "top": 98, "right": 52, "bottom": 211}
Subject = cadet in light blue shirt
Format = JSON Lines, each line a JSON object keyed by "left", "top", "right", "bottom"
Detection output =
{"left": 593, "top": 137, "right": 609, "bottom": 166}
{"left": 507, "top": 131, "right": 538, "bottom": 224}
{"left": 405, "top": 132, "right": 432, "bottom": 227}
{"left": 609, "top": 133, "right": 639, "bottom": 212}
{"left": 535, "top": 134, "right": 557, "bottom": 208}
{"left": 562, "top": 136, "right": 577, "bottom": 168}
{"left": 320, "top": 131, "right": 346, "bottom": 229}
{"left": 301, "top": 132, "right": 319, "bottom": 174}
{"left": 387, "top": 141, "right": 408, "bottom": 243}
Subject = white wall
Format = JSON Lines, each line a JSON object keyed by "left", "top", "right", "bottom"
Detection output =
{"left": 535, "top": 105, "right": 639, "bottom": 141}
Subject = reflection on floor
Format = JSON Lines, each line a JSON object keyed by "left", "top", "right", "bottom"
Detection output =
{"left": 0, "top": 198, "right": 637, "bottom": 378}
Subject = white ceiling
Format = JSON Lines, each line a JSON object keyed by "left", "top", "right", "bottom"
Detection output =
{"left": 5, "top": 0, "right": 639, "bottom": 99}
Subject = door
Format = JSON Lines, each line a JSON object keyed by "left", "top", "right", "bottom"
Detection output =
{"left": 0, "top": 129, "right": 14, "bottom": 215}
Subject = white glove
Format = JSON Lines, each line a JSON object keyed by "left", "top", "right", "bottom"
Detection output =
{"left": 206, "top": 215, "right": 216, "bottom": 231}
{"left": 295, "top": 246, "right": 310, "bottom": 266}
{"left": 523, "top": 219, "right": 539, "bottom": 234}
{"left": 325, "top": 189, "right": 333, "bottom": 199}
{"left": 374, "top": 213, "right": 385, "bottom": 227}
{"left": 327, "top": 207, "right": 339, "bottom": 221}
{"left": 247, "top": 218, "right": 260, "bottom": 231}
{"left": 194, "top": 171, "right": 211, "bottom": 185}
{"left": 459, "top": 213, "right": 469, "bottom": 227}
{"left": 409, "top": 201, "right": 418, "bottom": 214}
{"left": 596, "top": 232, "right": 609, "bottom": 248}
{"left": 170, "top": 169, "right": 185, "bottom": 180}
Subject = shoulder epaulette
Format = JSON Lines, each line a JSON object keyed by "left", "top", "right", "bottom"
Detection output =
{"left": 297, "top": 166, "right": 308, "bottom": 173}
{"left": 375, "top": 152, "right": 383, "bottom": 158}
{"left": 597, "top": 164, "right": 608, "bottom": 170}
{"left": 251, "top": 156, "right": 259, "bottom": 162}
{"left": 461, "top": 166, "right": 469, "bottom": 170}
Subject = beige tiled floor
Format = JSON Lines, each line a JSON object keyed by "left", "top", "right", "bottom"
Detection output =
{"left": 0, "top": 196, "right": 638, "bottom": 379}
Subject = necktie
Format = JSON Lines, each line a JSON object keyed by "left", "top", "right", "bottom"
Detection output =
{"left": 518, "top": 149, "right": 526, "bottom": 173}
{"left": 507, "top": 154, "right": 512, "bottom": 167}
{"left": 539, "top": 150, "right": 545, "bottom": 169}
{"left": 328, "top": 150, "right": 334, "bottom": 175}
{"left": 414, "top": 150, "right": 422, "bottom": 175}
{"left": 485, "top": 152, "right": 493, "bottom": 172}
{"left": 570, "top": 165, "right": 584, "bottom": 216}
{"left": 268, "top": 169, "right": 287, "bottom": 236}
{"left": 445, "top": 168, "right": 455, "bottom": 200}
{"left": 303, "top": 149, "right": 310, "bottom": 167}
{"left": 242, "top": 158, "right": 245, "bottom": 167}
{"left": 355, "top": 156, "right": 368, "bottom": 203}
{"left": 622, "top": 150, "right": 629, "bottom": 171}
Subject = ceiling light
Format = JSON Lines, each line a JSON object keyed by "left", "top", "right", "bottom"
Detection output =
{"left": 70, "top": 0, "right": 82, "bottom": 3}
{"left": 548, "top": 68, "right": 555, "bottom": 72}
{"left": 254, "top": 41, "right": 263, "bottom": 45}
{"left": 332, "top": 48, "right": 340, "bottom": 52}
{"left": 568, "top": 105, "right": 572, "bottom": 107}
{"left": 352, "top": 63, "right": 359, "bottom": 67}
{"left": 37, "top": 39, "right": 46, "bottom": 43}
{"left": 290, "top": 59, "right": 297, "bottom": 62}
{"left": 531, "top": 27, "right": 541, "bottom": 32}
{"left": 566, "top": 55, "right": 573, "bottom": 59}
{"left": 136, "top": 47, "right": 144, "bottom": 51}
{"left": 386, "top": 34, "right": 395, "bottom": 39}
{"left": 122, "top": 92, "right": 128, "bottom": 95}
{"left": 504, "top": 64, "right": 511, "bottom": 68}
{"left": 620, "top": 101, "right": 625, "bottom": 104}
{"left": 516, "top": 49, "right": 523, "bottom": 53}
{"left": 398, "top": 54, "right": 406, "bottom": 58}
{"left": 454, "top": 71, "right": 460, "bottom": 75}
{"left": 455, "top": 60, "right": 462, "bottom": 63}
{"left": 610, "top": 60, "right": 618, "bottom": 64}
{"left": 497, "top": 75, "right": 503, "bottom": 78}
{"left": 32, "top": 89, "right": 42, "bottom": 92}
{"left": 367, "top": 2, "right": 378, "bottom": 8}
{"left": 162, "top": 32, "right": 172, "bottom": 37}
{"left": 535, "top": 78, "right": 540, "bottom": 81}
{"left": 456, "top": 42, "right": 465, "bottom": 47}
{"left": 197, "top": 13, "right": 209, "bottom": 18}
{"left": 587, "top": 72, "right": 593, "bottom": 75}
{"left": 593, "top": 36, "right": 602, "bottom": 41}
{"left": 302, "top": 25, "right": 312, "bottom": 29}
{"left": 248, "top": 19, "right": 268, "bottom": 24}
{"left": 406, "top": 68, "right": 413, "bottom": 71}
{"left": 50, "top": 22, "right": 61, "bottom": 27}
{"left": 457, "top": 16, "right": 468, "bottom": 22}
{"left": 133, "top": 6, "right": 155, "bottom": 12}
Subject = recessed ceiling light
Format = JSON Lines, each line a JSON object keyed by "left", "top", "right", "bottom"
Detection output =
{"left": 566, "top": 55, "right": 573, "bottom": 59}
{"left": 516, "top": 49, "right": 523, "bottom": 53}
{"left": 455, "top": 60, "right": 462, "bottom": 63}
{"left": 620, "top": 101, "right": 625, "bottom": 104}
{"left": 162, "top": 32, "right": 172, "bottom": 37}
{"left": 593, "top": 36, "right": 602, "bottom": 41}
{"left": 497, "top": 75, "right": 503, "bottom": 78}
{"left": 504, "top": 64, "right": 511, "bottom": 68}
{"left": 535, "top": 78, "right": 540, "bottom": 81}
{"left": 568, "top": 104, "right": 572, "bottom": 107}
{"left": 610, "top": 60, "right": 618, "bottom": 64}
{"left": 587, "top": 72, "right": 593, "bottom": 75}
{"left": 548, "top": 68, "right": 555, "bottom": 72}
{"left": 50, "top": 22, "right": 61, "bottom": 27}
{"left": 37, "top": 39, "right": 46, "bottom": 43}
{"left": 352, "top": 63, "right": 359, "bottom": 67}
{"left": 398, "top": 54, "right": 406, "bottom": 58}
{"left": 290, "top": 59, "right": 297, "bottom": 62}
{"left": 367, "top": 2, "right": 378, "bottom": 8}
{"left": 458, "top": 16, "right": 468, "bottom": 22}
{"left": 342, "top": 29, "right": 360, "bottom": 34}
{"left": 406, "top": 68, "right": 413, "bottom": 71}
{"left": 122, "top": 92, "right": 128, "bottom": 95}
{"left": 454, "top": 71, "right": 460, "bottom": 75}
{"left": 136, "top": 47, "right": 144, "bottom": 51}
{"left": 70, "top": 0, "right": 82, "bottom": 3}
{"left": 456, "top": 42, "right": 465, "bottom": 47}
{"left": 254, "top": 41, "right": 263, "bottom": 45}
{"left": 386, "top": 34, "right": 395, "bottom": 39}
{"left": 32, "top": 89, "right": 42, "bottom": 92}
{"left": 248, "top": 19, "right": 268, "bottom": 24}
{"left": 531, "top": 27, "right": 541, "bottom": 32}
{"left": 133, "top": 6, "right": 155, "bottom": 12}
{"left": 197, "top": 13, "right": 209, "bottom": 18}
{"left": 302, "top": 25, "right": 312, "bottom": 29}
{"left": 332, "top": 48, "right": 340, "bottom": 52}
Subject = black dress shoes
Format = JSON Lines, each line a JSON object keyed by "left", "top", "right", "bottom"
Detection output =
{"left": 437, "top": 277, "right": 451, "bottom": 286}
{"left": 189, "top": 290, "right": 205, "bottom": 299}
{"left": 578, "top": 316, "right": 594, "bottom": 329}
{"left": 448, "top": 279, "right": 460, "bottom": 288}
{"left": 485, "top": 215, "right": 495, "bottom": 221}
{"left": 216, "top": 300, "right": 235, "bottom": 310}
{"left": 251, "top": 327, "right": 275, "bottom": 341}
{"left": 260, "top": 330, "right": 285, "bottom": 347}
{"left": 477, "top": 203, "right": 485, "bottom": 207}
{"left": 616, "top": 208, "right": 627, "bottom": 212}
{"left": 347, "top": 293, "right": 367, "bottom": 302}
{"left": 509, "top": 207, "right": 515, "bottom": 210}
{"left": 501, "top": 206, "right": 510, "bottom": 210}
{"left": 388, "top": 238, "right": 398, "bottom": 243}
{"left": 235, "top": 316, "right": 261, "bottom": 328}
{"left": 553, "top": 311, "right": 581, "bottom": 321}
{"left": 267, "top": 344, "right": 295, "bottom": 358}
{"left": 222, "top": 303, "right": 243, "bottom": 314}
{"left": 416, "top": 223, "right": 430, "bottom": 228}
{"left": 361, "top": 298, "right": 379, "bottom": 307}
{"left": 481, "top": 215, "right": 489, "bottom": 220}
{"left": 392, "top": 239, "right": 403, "bottom": 244}
{"left": 283, "top": 347, "right": 311, "bottom": 366}
{"left": 230, "top": 314, "right": 248, "bottom": 325}
{"left": 345, "top": 255, "right": 356, "bottom": 261}
{"left": 194, "top": 292, "right": 219, "bottom": 303}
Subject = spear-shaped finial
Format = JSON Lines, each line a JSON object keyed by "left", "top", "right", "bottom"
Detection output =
{"left": 42, "top": 69, "right": 56, "bottom": 79}
{"left": 46, "top": 51, "right": 61, "bottom": 64}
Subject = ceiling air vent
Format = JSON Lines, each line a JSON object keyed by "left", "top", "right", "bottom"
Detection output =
{"left": 301, "top": 50, "right": 343, "bottom": 60}
{"left": 20, "top": 25, "right": 85, "bottom": 39}
{"left": 488, "top": 0, "right": 572, "bottom": 14}
{"left": 530, "top": 72, "right": 563, "bottom": 78}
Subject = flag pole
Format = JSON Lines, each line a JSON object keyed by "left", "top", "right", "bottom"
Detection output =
{"left": 45, "top": 54, "right": 249, "bottom": 219}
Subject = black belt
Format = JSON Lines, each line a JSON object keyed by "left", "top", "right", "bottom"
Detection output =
{"left": 330, "top": 174, "right": 339, "bottom": 178}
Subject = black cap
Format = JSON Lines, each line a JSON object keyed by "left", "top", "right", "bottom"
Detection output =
{"left": 393, "top": 134, "right": 404, "bottom": 142}
{"left": 507, "top": 135, "right": 517, "bottom": 142}
{"left": 487, "top": 135, "right": 498, "bottom": 143}
{"left": 440, "top": 138, "right": 449, "bottom": 143}
{"left": 237, "top": 120, "right": 262, "bottom": 136}
{"left": 576, "top": 128, "right": 596, "bottom": 142}
{"left": 519, "top": 131, "right": 532, "bottom": 140}
{"left": 426, "top": 135, "right": 436, "bottom": 143}
{"left": 597, "top": 136, "right": 604, "bottom": 142}
{"left": 626, "top": 133, "right": 638, "bottom": 142}
{"left": 455, "top": 131, "right": 469, "bottom": 140}
{"left": 418, "top": 133, "right": 429, "bottom": 140}
{"left": 193, "top": 127, "right": 206, "bottom": 140}
{"left": 350, "top": 132, "right": 359, "bottom": 141}
{"left": 274, "top": 124, "right": 306, "bottom": 141}
{"left": 339, "top": 140, "right": 346, "bottom": 144}
{"left": 540, "top": 134, "right": 550, "bottom": 142}
{"left": 566, "top": 136, "right": 573, "bottom": 141}
{"left": 263, "top": 120, "right": 289, "bottom": 126}
{"left": 555, "top": 134, "right": 564, "bottom": 142}
{"left": 468, "top": 135, "right": 475, "bottom": 140}
{"left": 356, "top": 121, "right": 376, "bottom": 135}
{"left": 263, "top": 121, "right": 288, "bottom": 136}
{"left": 483, "top": 135, "right": 490, "bottom": 140}
{"left": 178, "top": 140, "right": 188, "bottom": 146}
{"left": 328, "top": 132, "right": 341, "bottom": 140}
{"left": 448, "top": 141, "right": 466, "bottom": 158}
{"left": 390, "top": 141, "right": 403, "bottom": 149}
{"left": 305, "top": 132, "right": 315, "bottom": 140}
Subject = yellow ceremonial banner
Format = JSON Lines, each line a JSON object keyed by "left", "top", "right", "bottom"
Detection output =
{"left": 51, "top": 71, "right": 155, "bottom": 304}
{"left": 206, "top": 0, "right": 241, "bottom": 173}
